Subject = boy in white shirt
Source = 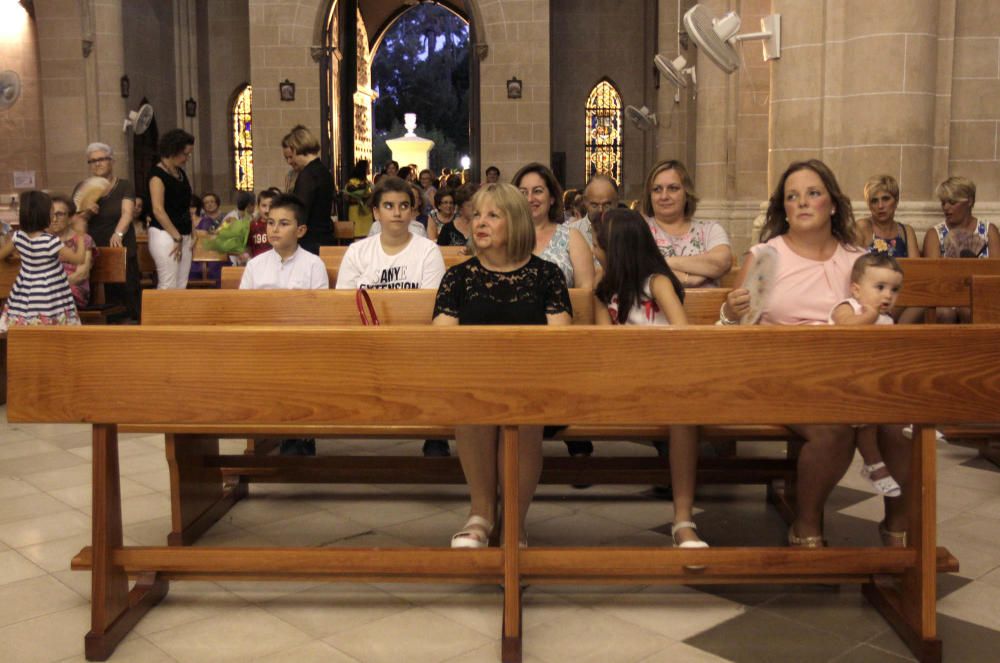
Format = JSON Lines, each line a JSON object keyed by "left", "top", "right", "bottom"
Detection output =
{"left": 240, "top": 193, "right": 327, "bottom": 456}
{"left": 337, "top": 176, "right": 445, "bottom": 290}
{"left": 240, "top": 193, "right": 329, "bottom": 290}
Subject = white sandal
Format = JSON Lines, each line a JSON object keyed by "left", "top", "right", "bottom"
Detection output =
{"left": 451, "top": 515, "right": 493, "bottom": 549}
{"left": 861, "top": 462, "right": 902, "bottom": 497}
{"left": 671, "top": 521, "right": 709, "bottom": 549}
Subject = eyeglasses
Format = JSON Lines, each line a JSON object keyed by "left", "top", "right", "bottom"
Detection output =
{"left": 87, "top": 157, "right": 112, "bottom": 165}
{"left": 51, "top": 211, "right": 69, "bottom": 218}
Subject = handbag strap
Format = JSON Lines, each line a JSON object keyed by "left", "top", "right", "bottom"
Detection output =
{"left": 355, "top": 288, "right": 380, "bottom": 326}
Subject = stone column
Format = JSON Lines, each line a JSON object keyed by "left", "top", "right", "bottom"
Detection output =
{"left": 769, "top": 0, "right": 952, "bottom": 204}
{"left": 249, "top": 0, "right": 325, "bottom": 193}
{"left": 477, "top": 0, "right": 551, "bottom": 180}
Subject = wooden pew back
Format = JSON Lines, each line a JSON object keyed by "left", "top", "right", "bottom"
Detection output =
{"left": 0, "top": 246, "right": 127, "bottom": 300}
{"left": 10, "top": 325, "right": 1000, "bottom": 427}
{"left": 141, "top": 288, "right": 725, "bottom": 327}
{"left": 972, "top": 276, "right": 1000, "bottom": 323}
{"left": 142, "top": 288, "right": 598, "bottom": 326}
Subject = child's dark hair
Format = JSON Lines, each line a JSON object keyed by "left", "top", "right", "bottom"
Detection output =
{"left": 235, "top": 191, "right": 255, "bottom": 211}
{"left": 851, "top": 253, "right": 903, "bottom": 284}
{"left": 258, "top": 187, "right": 280, "bottom": 204}
{"left": 269, "top": 193, "right": 307, "bottom": 226}
{"left": 595, "top": 208, "right": 684, "bottom": 322}
{"left": 49, "top": 194, "right": 77, "bottom": 217}
{"left": 19, "top": 191, "right": 53, "bottom": 233}
{"left": 369, "top": 176, "right": 415, "bottom": 209}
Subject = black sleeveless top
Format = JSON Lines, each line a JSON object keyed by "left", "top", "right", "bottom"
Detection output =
{"left": 149, "top": 164, "right": 192, "bottom": 235}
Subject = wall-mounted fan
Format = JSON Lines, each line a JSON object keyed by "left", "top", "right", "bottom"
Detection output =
{"left": 683, "top": 4, "right": 781, "bottom": 74}
{"left": 123, "top": 103, "right": 154, "bottom": 134}
{"left": 0, "top": 70, "right": 22, "bottom": 110}
{"left": 625, "top": 105, "right": 657, "bottom": 131}
{"left": 654, "top": 54, "right": 693, "bottom": 89}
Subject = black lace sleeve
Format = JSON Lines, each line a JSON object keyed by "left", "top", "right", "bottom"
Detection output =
{"left": 433, "top": 262, "right": 465, "bottom": 318}
{"left": 540, "top": 259, "right": 573, "bottom": 316}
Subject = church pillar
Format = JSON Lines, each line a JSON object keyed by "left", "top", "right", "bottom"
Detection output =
{"left": 768, "top": 0, "right": 954, "bottom": 202}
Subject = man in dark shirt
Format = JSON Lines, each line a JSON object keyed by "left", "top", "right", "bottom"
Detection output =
{"left": 281, "top": 125, "right": 335, "bottom": 254}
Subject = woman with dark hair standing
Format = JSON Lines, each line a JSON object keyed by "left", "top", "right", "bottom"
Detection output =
{"left": 148, "top": 129, "right": 195, "bottom": 289}
{"left": 722, "top": 159, "right": 909, "bottom": 549}
{"left": 282, "top": 125, "right": 335, "bottom": 254}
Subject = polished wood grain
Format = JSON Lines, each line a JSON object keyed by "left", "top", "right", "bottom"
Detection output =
{"left": 142, "top": 288, "right": 598, "bottom": 326}
{"left": 10, "top": 325, "right": 1000, "bottom": 426}
{"left": 972, "top": 275, "right": 1000, "bottom": 323}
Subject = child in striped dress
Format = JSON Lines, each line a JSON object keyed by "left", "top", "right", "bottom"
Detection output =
{"left": 0, "top": 191, "right": 87, "bottom": 331}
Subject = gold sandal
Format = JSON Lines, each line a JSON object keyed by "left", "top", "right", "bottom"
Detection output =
{"left": 878, "top": 521, "right": 907, "bottom": 547}
{"left": 788, "top": 526, "right": 825, "bottom": 548}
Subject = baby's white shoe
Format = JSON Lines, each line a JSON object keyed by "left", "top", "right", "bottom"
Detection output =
{"left": 861, "top": 462, "right": 902, "bottom": 497}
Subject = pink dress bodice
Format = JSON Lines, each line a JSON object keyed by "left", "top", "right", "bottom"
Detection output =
{"left": 749, "top": 235, "right": 863, "bottom": 326}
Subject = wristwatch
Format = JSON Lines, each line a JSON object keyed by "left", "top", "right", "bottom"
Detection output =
{"left": 115, "top": 231, "right": 125, "bottom": 238}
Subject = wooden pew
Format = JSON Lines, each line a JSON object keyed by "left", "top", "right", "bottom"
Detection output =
{"left": 938, "top": 275, "right": 1000, "bottom": 467}
{"left": 135, "top": 235, "right": 156, "bottom": 288}
{"left": 134, "top": 288, "right": 787, "bottom": 546}
{"left": 9, "top": 324, "right": 997, "bottom": 662}
{"left": 78, "top": 247, "right": 128, "bottom": 324}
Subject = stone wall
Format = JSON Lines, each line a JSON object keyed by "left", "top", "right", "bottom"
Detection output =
{"left": 0, "top": 2, "right": 46, "bottom": 201}
{"left": 550, "top": 0, "right": 655, "bottom": 198}
{"left": 950, "top": 0, "right": 1000, "bottom": 200}
{"left": 476, "top": 0, "right": 551, "bottom": 184}
{"left": 198, "top": 0, "right": 251, "bottom": 203}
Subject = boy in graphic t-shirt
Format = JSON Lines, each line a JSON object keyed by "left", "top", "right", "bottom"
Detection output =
{"left": 335, "top": 176, "right": 445, "bottom": 290}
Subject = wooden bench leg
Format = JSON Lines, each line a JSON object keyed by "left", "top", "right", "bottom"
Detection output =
{"left": 501, "top": 425, "right": 523, "bottom": 663}
{"left": 767, "top": 438, "right": 801, "bottom": 525}
{"left": 86, "top": 424, "right": 168, "bottom": 661}
{"left": 166, "top": 434, "right": 246, "bottom": 546}
{"left": 863, "top": 426, "right": 942, "bottom": 663}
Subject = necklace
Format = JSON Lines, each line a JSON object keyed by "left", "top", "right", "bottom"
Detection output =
{"left": 159, "top": 161, "right": 183, "bottom": 181}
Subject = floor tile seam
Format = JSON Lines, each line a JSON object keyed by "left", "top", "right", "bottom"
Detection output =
{"left": 0, "top": 586, "right": 88, "bottom": 630}
{"left": 857, "top": 633, "right": 918, "bottom": 661}
{"left": 140, "top": 600, "right": 287, "bottom": 642}
{"left": 314, "top": 636, "right": 366, "bottom": 663}
{"left": 736, "top": 601, "right": 861, "bottom": 645}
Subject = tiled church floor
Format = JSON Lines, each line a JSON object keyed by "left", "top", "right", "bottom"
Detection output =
{"left": 1, "top": 413, "right": 998, "bottom": 662}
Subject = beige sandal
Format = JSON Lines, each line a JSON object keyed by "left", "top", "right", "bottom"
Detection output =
{"left": 451, "top": 515, "right": 493, "bottom": 549}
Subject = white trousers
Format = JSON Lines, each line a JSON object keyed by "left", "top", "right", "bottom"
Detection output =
{"left": 149, "top": 226, "right": 194, "bottom": 290}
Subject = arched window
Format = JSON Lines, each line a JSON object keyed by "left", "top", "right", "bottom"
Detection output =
{"left": 232, "top": 84, "right": 253, "bottom": 191}
{"left": 585, "top": 79, "right": 622, "bottom": 186}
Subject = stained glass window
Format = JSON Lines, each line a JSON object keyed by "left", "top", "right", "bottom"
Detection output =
{"left": 232, "top": 84, "right": 253, "bottom": 191}
{"left": 585, "top": 79, "right": 622, "bottom": 186}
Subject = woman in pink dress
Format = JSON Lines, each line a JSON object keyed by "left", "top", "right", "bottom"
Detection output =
{"left": 721, "top": 159, "right": 910, "bottom": 549}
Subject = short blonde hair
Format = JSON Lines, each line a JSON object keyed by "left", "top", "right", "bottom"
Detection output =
{"left": 936, "top": 176, "right": 976, "bottom": 205}
{"left": 642, "top": 160, "right": 699, "bottom": 219}
{"left": 281, "top": 125, "right": 320, "bottom": 156}
{"left": 864, "top": 174, "right": 900, "bottom": 202}
{"left": 471, "top": 183, "right": 535, "bottom": 263}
